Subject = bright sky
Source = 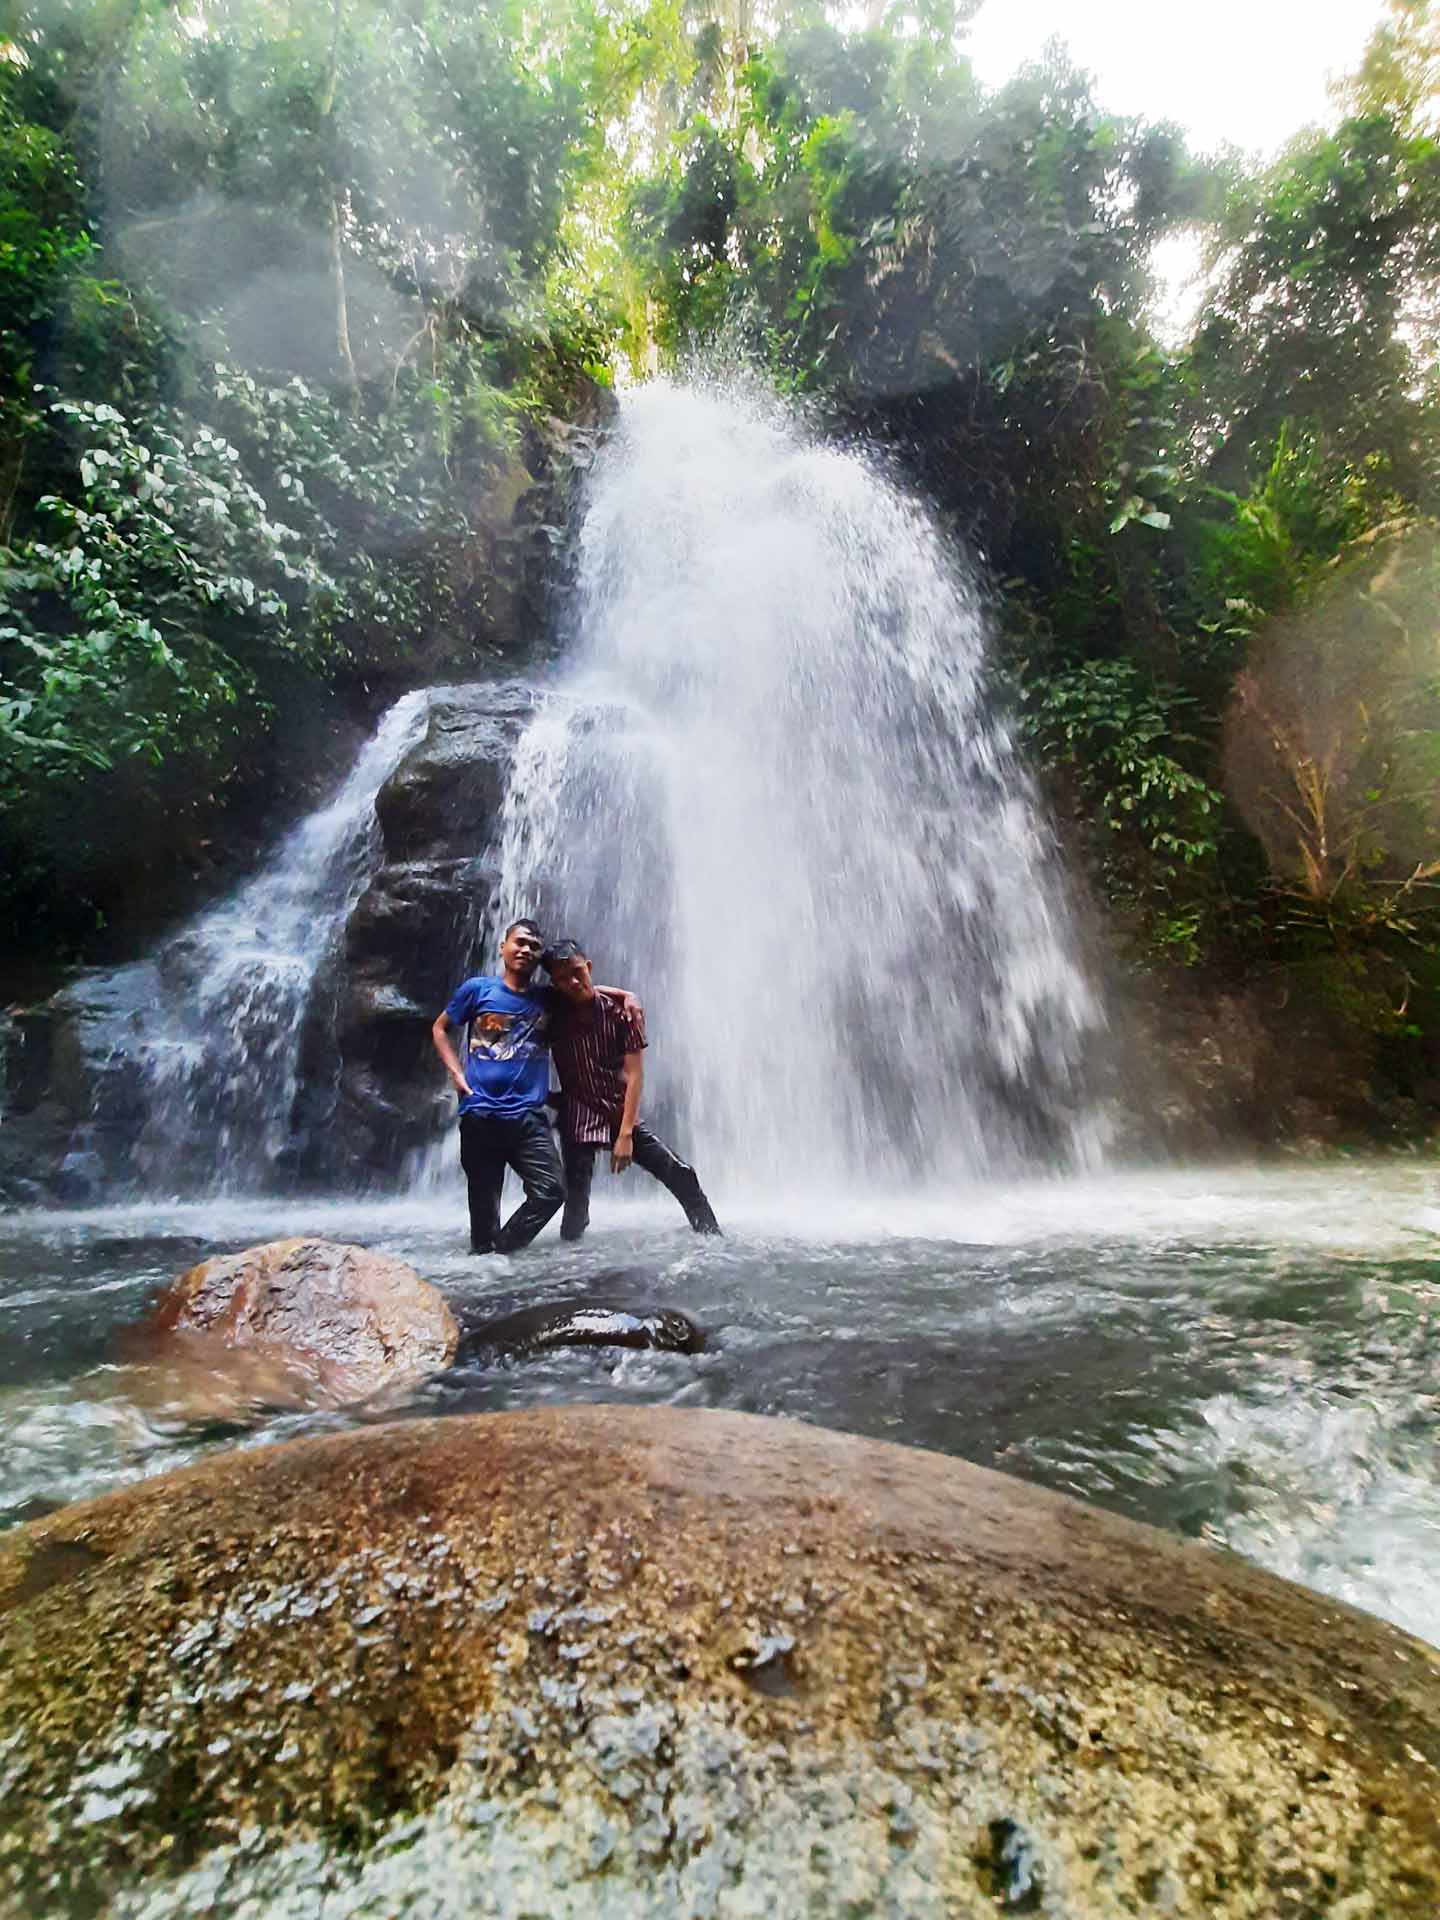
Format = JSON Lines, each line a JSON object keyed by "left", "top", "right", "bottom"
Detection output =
{"left": 963, "top": 0, "right": 1389, "bottom": 339}
{"left": 965, "top": 0, "right": 1384, "bottom": 158}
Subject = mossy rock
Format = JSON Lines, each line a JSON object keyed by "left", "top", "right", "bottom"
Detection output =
{"left": 1, "top": 1406, "right": 1438, "bottom": 1916}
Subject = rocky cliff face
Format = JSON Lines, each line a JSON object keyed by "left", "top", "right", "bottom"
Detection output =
{"left": 318, "top": 681, "right": 538, "bottom": 1184}
{"left": 0, "top": 681, "right": 538, "bottom": 1204}
{"left": 1101, "top": 963, "right": 1440, "bottom": 1158}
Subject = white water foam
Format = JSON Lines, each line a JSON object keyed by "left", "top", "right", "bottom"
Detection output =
{"left": 488, "top": 378, "right": 1103, "bottom": 1199}
{"left": 68, "top": 691, "right": 432, "bottom": 1195}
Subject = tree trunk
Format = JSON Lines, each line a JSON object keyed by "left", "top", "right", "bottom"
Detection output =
{"left": 321, "top": 0, "right": 355, "bottom": 394}
{"left": 330, "top": 192, "right": 358, "bottom": 393}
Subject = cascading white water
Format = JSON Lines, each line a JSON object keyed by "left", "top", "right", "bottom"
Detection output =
{"left": 55, "top": 380, "right": 1101, "bottom": 1205}
{"left": 492, "top": 379, "right": 1103, "bottom": 1194}
{"left": 78, "top": 691, "right": 431, "bottom": 1194}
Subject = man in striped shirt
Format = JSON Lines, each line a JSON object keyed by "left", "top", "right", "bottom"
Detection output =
{"left": 541, "top": 938, "right": 721, "bottom": 1243}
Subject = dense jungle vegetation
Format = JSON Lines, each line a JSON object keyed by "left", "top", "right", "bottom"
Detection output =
{"left": 4, "top": 0, "right": 1440, "bottom": 1124}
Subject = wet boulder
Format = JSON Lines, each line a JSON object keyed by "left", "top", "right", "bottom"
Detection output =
{"left": 51, "top": 1144, "right": 106, "bottom": 1203}
{"left": 460, "top": 1299, "right": 707, "bottom": 1362}
{"left": 0, "top": 964, "right": 163, "bottom": 1198}
{"left": 1, "top": 1405, "right": 1438, "bottom": 1917}
{"left": 371, "top": 682, "right": 537, "bottom": 864}
{"left": 323, "top": 682, "right": 540, "bottom": 1181}
{"left": 120, "top": 1236, "right": 457, "bottom": 1419}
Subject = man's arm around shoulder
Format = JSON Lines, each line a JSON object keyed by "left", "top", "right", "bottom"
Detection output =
{"left": 594, "top": 983, "right": 642, "bottom": 1014}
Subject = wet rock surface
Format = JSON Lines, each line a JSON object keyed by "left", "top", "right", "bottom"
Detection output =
{"left": 370, "top": 682, "right": 536, "bottom": 862}
{"left": 1114, "top": 976, "right": 1376, "bottom": 1155}
{"left": 1, "top": 1405, "right": 1438, "bottom": 1918}
{"left": 0, "top": 681, "right": 541, "bottom": 1200}
{"left": 459, "top": 1300, "right": 707, "bottom": 1362}
{"left": 118, "top": 1237, "right": 458, "bottom": 1419}
{"left": 0, "top": 965, "right": 161, "bottom": 1203}
{"left": 330, "top": 681, "right": 538, "bottom": 1179}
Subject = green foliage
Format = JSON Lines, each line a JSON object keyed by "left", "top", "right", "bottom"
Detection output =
{"left": 101, "top": 0, "right": 603, "bottom": 316}
{"left": 1166, "top": 424, "right": 1381, "bottom": 693}
{"left": 1222, "top": 524, "right": 1440, "bottom": 904}
{"left": 4, "top": 0, "right": 1440, "bottom": 1092}
{"left": 1197, "top": 430, "right": 1370, "bottom": 616}
{"left": 0, "top": 0, "right": 617, "bottom": 949}
{"left": 1345, "top": 0, "right": 1440, "bottom": 126}
{"left": 1188, "top": 109, "right": 1440, "bottom": 508}
{"left": 1019, "top": 659, "right": 1222, "bottom": 961}
{"left": 0, "top": 87, "right": 93, "bottom": 391}
{"left": 1, "top": 392, "right": 330, "bottom": 784}
{"left": 1022, "top": 662, "right": 1220, "bottom": 867}
{"left": 625, "top": 116, "right": 756, "bottom": 352}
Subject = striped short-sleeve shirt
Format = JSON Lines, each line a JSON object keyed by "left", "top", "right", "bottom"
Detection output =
{"left": 550, "top": 995, "right": 647, "bottom": 1146}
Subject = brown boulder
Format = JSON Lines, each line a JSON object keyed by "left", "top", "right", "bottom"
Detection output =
{"left": 1, "top": 1406, "right": 1438, "bottom": 1917}
{"left": 120, "top": 1236, "right": 457, "bottom": 1419}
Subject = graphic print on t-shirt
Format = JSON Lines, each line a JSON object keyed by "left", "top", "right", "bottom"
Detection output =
{"left": 469, "top": 1008, "right": 548, "bottom": 1062}
{"left": 444, "top": 975, "right": 554, "bottom": 1118}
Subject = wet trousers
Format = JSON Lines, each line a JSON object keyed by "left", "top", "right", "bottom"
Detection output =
{"left": 560, "top": 1123, "right": 721, "bottom": 1242}
{"left": 459, "top": 1109, "right": 565, "bottom": 1253}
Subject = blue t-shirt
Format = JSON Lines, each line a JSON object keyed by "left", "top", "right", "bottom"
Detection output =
{"left": 444, "top": 976, "right": 552, "bottom": 1118}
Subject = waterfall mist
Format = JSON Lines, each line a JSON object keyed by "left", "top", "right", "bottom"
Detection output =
{"left": 491, "top": 378, "right": 1104, "bottom": 1195}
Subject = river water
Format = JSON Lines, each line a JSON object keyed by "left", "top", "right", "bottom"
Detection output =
{"left": 4, "top": 1161, "right": 1439, "bottom": 1647}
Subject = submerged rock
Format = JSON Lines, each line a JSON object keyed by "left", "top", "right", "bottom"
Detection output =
{"left": 460, "top": 1299, "right": 706, "bottom": 1362}
{"left": 1, "top": 1406, "right": 1438, "bottom": 1917}
{"left": 118, "top": 1236, "right": 458, "bottom": 1419}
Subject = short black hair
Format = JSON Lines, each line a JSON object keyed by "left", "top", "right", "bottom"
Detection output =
{"left": 540, "top": 937, "right": 587, "bottom": 972}
{"left": 505, "top": 917, "right": 543, "bottom": 942}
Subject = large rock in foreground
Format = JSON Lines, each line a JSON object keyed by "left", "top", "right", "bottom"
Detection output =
{"left": 1, "top": 1407, "right": 1438, "bottom": 1917}
{"left": 121, "top": 1237, "right": 458, "bottom": 1417}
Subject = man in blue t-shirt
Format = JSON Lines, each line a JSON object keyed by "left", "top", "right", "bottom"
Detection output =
{"left": 430, "top": 918, "right": 638, "bottom": 1255}
{"left": 430, "top": 918, "right": 563, "bottom": 1254}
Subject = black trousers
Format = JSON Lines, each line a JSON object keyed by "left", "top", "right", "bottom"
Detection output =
{"left": 560, "top": 1123, "right": 721, "bottom": 1242}
{"left": 459, "top": 1110, "right": 565, "bottom": 1253}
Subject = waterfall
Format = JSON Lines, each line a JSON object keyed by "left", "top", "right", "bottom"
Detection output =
{"left": 68, "top": 691, "right": 431, "bottom": 1196}
{"left": 45, "top": 378, "right": 1103, "bottom": 1206}
{"left": 491, "top": 379, "right": 1103, "bottom": 1194}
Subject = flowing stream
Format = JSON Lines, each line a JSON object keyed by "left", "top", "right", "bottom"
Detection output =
{"left": 3, "top": 1167, "right": 1439, "bottom": 1648}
